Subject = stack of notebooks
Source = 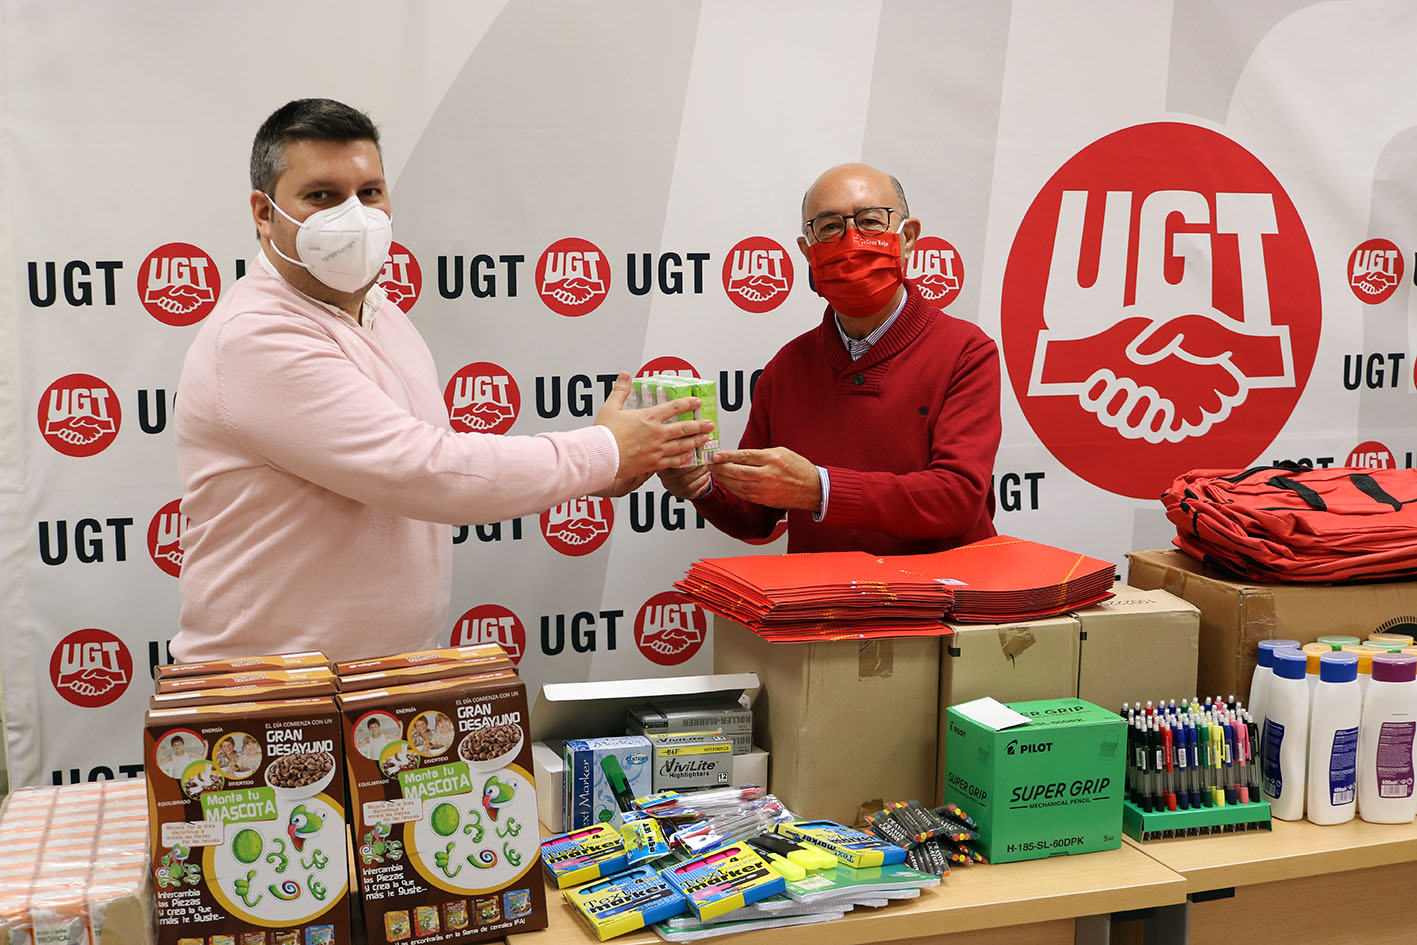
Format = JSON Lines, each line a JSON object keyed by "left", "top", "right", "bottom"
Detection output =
{"left": 674, "top": 551, "right": 954, "bottom": 641}
{"left": 677, "top": 536, "right": 1115, "bottom": 640}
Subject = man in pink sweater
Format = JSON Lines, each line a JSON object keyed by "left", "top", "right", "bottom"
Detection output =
{"left": 661, "top": 164, "right": 1000, "bottom": 555}
{"left": 173, "top": 99, "right": 712, "bottom": 662}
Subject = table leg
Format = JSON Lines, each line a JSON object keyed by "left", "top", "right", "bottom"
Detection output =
{"left": 1075, "top": 913, "right": 1111, "bottom": 945}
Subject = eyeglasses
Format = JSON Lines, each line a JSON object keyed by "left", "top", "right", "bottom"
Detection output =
{"left": 803, "top": 206, "right": 901, "bottom": 242}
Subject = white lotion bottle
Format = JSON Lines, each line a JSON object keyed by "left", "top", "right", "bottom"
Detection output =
{"left": 1261, "top": 647, "right": 1310, "bottom": 821}
{"left": 1307, "top": 651, "right": 1360, "bottom": 825}
{"left": 1250, "top": 639, "right": 1300, "bottom": 734}
{"left": 1358, "top": 653, "right": 1417, "bottom": 824}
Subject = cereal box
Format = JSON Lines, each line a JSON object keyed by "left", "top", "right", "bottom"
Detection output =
{"left": 339, "top": 672, "right": 546, "bottom": 943}
{"left": 144, "top": 697, "right": 349, "bottom": 945}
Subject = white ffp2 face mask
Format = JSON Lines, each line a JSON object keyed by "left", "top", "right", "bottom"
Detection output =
{"left": 265, "top": 193, "right": 393, "bottom": 293}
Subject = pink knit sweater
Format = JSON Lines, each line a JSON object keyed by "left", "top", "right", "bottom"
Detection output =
{"left": 172, "top": 255, "right": 618, "bottom": 662}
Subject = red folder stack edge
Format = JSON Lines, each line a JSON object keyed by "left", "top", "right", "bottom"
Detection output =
{"left": 676, "top": 536, "right": 1116, "bottom": 641}
{"left": 675, "top": 551, "right": 954, "bottom": 642}
{"left": 889, "top": 535, "right": 1116, "bottom": 622}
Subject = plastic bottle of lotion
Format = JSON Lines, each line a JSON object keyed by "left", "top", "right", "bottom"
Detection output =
{"left": 1250, "top": 639, "right": 1300, "bottom": 735}
{"left": 1302, "top": 643, "right": 1328, "bottom": 713}
{"left": 1262, "top": 648, "right": 1310, "bottom": 820}
{"left": 1318, "top": 635, "right": 1361, "bottom": 650}
{"left": 1358, "top": 653, "right": 1417, "bottom": 824}
{"left": 1306, "top": 651, "right": 1360, "bottom": 825}
{"left": 1343, "top": 646, "right": 1384, "bottom": 703}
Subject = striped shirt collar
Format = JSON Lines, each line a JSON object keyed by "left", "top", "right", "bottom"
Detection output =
{"left": 834, "top": 290, "right": 908, "bottom": 361}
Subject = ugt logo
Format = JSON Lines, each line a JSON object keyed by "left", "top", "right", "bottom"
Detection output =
{"left": 378, "top": 241, "right": 423, "bottom": 313}
{"left": 50, "top": 628, "right": 133, "bottom": 708}
{"left": 449, "top": 604, "right": 526, "bottom": 664}
{"left": 634, "top": 592, "right": 707, "bottom": 667}
{"left": 540, "top": 496, "right": 613, "bottom": 556}
{"left": 38, "top": 373, "right": 121, "bottom": 457}
{"left": 722, "top": 237, "right": 793, "bottom": 314}
{"left": 444, "top": 362, "right": 520, "bottom": 435}
{"left": 1347, "top": 238, "right": 1402, "bottom": 305}
{"left": 907, "top": 236, "right": 964, "bottom": 307}
{"left": 147, "top": 499, "right": 187, "bottom": 578}
{"left": 536, "top": 237, "right": 610, "bottom": 316}
{"left": 1002, "top": 122, "right": 1320, "bottom": 499}
{"left": 138, "top": 242, "right": 220, "bottom": 326}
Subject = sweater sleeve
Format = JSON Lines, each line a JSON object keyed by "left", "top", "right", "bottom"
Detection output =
{"left": 820, "top": 333, "right": 1001, "bottom": 540}
{"left": 212, "top": 312, "right": 619, "bottom": 525}
{"left": 691, "top": 365, "right": 787, "bottom": 541}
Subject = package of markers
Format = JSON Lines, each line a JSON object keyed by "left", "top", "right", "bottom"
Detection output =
{"left": 661, "top": 843, "right": 787, "bottom": 919}
{"left": 564, "top": 864, "right": 689, "bottom": 940}
{"left": 540, "top": 823, "right": 630, "bottom": 888}
{"left": 778, "top": 820, "right": 906, "bottom": 868}
{"left": 620, "top": 811, "right": 672, "bottom": 866}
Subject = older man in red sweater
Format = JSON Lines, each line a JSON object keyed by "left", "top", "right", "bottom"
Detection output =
{"left": 660, "top": 163, "right": 1000, "bottom": 555}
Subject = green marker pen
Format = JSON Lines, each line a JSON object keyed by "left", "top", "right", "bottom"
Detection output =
{"left": 600, "top": 754, "right": 636, "bottom": 813}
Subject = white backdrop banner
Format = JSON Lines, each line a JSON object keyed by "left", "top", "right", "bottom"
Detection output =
{"left": 3, "top": 0, "right": 1415, "bottom": 787}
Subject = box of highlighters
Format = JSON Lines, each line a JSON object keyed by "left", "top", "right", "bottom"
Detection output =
{"left": 1121, "top": 696, "right": 1271, "bottom": 840}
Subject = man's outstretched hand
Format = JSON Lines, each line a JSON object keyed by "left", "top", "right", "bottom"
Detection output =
{"left": 595, "top": 372, "right": 714, "bottom": 482}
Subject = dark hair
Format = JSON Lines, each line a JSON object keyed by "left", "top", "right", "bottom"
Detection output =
{"left": 250, "top": 98, "right": 381, "bottom": 194}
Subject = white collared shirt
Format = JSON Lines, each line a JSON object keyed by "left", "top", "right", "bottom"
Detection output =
{"left": 257, "top": 245, "right": 387, "bottom": 328}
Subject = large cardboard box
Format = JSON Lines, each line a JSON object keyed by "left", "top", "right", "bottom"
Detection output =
{"left": 942, "top": 697, "right": 1124, "bottom": 864}
{"left": 713, "top": 617, "right": 939, "bottom": 825}
{"left": 1074, "top": 583, "right": 1200, "bottom": 713}
{"left": 1127, "top": 549, "right": 1417, "bottom": 703}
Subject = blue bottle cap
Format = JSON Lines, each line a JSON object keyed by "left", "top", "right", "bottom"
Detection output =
{"left": 1272, "top": 647, "right": 1307, "bottom": 681}
{"left": 1319, "top": 651, "right": 1359, "bottom": 683}
{"left": 1257, "top": 639, "right": 1301, "bottom": 668}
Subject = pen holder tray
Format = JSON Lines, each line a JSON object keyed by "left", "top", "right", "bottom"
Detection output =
{"left": 1122, "top": 799, "right": 1271, "bottom": 842}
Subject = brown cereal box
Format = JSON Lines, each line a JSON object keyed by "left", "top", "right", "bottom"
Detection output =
{"left": 333, "top": 644, "right": 507, "bottom": 678}
{"left": 144, "top": 698, "right": 349, "bottom": 945}
{"left": 339, "top": 672, "right": 545, "bottom": 943}
{"left": 155, "top": 652, "right": 331, "bottom": 686}
{"left": 338, "top": 659, "right": 512, "bottom": 694}
{"left": 150, "top": 676, "right": 339, "bottom": 710}
{"left": 156, "top": 667, "right": 338, "bottom": 695}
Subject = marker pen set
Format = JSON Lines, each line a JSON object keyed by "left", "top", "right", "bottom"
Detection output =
{"left": 861, "top": 801, "right": 986, "bottom": 874}
{"left": 1123, "top": 698, "right": 1262, "bottom": 813}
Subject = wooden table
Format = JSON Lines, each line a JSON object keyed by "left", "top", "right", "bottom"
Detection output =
{"left": 1126, "top": 818, "right": 1417, "bottom": 945}
{"left": 506, "top": 843, "right": 1186, "bottom": 945}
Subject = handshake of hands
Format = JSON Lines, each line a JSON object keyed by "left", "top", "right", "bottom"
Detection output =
{"left": 592, "top": 372, "right": 820, "bottom": 509}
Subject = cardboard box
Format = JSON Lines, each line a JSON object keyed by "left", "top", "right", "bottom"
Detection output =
{"left": 646, "top": 732, "right": 733, "bottom": 792}
{"left": 562, "top": 736, "right": 652, "bottom": 830}
{"left": 942, "top": 697, "right": 1124, "bottom": 864}
{"left": 1073, "top": 583, "right": 1200, "bottom": 713}
{"left": 529, "top": 673, "right": 762, "bottom": 830}
{"left": 1127, "top": 549, "right": 1417, "bottom": 703}
{"left": 713, "top": 617, "right": 938, "bottom": 825}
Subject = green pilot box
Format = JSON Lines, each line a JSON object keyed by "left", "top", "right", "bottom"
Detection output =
{"left": 942, "top": 697, "right": 1124, "bottom": 864}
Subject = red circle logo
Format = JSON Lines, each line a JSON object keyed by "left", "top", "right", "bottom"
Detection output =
{"left": 540, "top": 497, "right": 614, "bottom": 556}
{"left": 907, "top": 236, "right": 965, "bottom": 308}
{"left": 536, "top": 237, "right": 611, "bottom": 316}
{"left": 50, "top": 628, "right": 133, "bottom": 708}
{"left": 1347, "top": 238, "right": 1403, "bottom": 304}
{"left": 449, "top": 604, "right": 527, "bottom": 665}
{"left": 378, "top": 240, "right": 423, "bottom": 313}
{"left": 38, "top": 373, "right": 122, "bottom": 457}
{"left": 147, "top": 499, "right": 187, "bottom": 578}
{"left": 635, "top": 357, "right": 701, "bottom": 380}
{"left": 1347, "top": 440, "right": 1396, "bottom": 469}
{"left": 444, "top": 362, "right": 520, "bottom": 435}
{"left": 1001, "top": 122, "right": 1320, "bottom": 499}
{"left": 138, "top": 242, "right": 220, "bottom": 326}
{"left": 722, "top": 237, "right": 794, "bottom": 314}
{"left": 634, "top": 591, "right": 708, "bottom": 666}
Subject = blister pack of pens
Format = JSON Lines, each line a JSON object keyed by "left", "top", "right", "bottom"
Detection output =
{"left": 661, "top": 843, "right": 786, "bottom": 919}
{"left": 564, "top": 864, "right": 690, "bottom": 940}
{"left": 777, "top": 819, "right": 906, "bottom": 868}
{"left": 620, "top": 811, "right": 672, "bottom": 866}
{"left": 540, "top": 823, "right": 630, "bottom": 887}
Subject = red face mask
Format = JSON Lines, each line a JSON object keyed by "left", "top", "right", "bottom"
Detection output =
{"left": 807, "top": 228, "right": 906, "bottom": 319}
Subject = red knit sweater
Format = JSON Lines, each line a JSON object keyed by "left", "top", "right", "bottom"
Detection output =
{"left": 695, "top": 283, "right": 1001, "bottom": 555}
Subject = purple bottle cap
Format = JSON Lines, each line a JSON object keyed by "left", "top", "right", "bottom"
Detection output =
{"left": 1371, "top": 653, "right": 1417, "bottom": 683}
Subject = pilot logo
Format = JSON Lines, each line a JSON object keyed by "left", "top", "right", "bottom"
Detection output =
{"left": 536, "top": 237, "right": 610, "bottom": 316}
{"left": 540, "top": 497, "right": 614, "bottom": 557}
{"left": 379, "top": 241, "right": 423, "bottom": 313}
{"left": 147, "top": 499, "right": 188, "bottom": 578}
{"left": 634, "top": 592, "right": 707, "bottom": 666}
{"left": 722, "top": 237, "right": 793, "bottom": 314}
{"left": 50, "top": 628, "right": 133, "bottom": 709}
{"left": 38, "top": 373, "right": 122, "bottom": 457}
{"left": 1002, "top": 122, "right": 1320, "bottom": 499}
{"left": 444, "top": 362, "right": 520, "bottom": 435}
{"left": 137, "top": 242, "right": 219, "bottom": 326}
{"left": 907, "top": 236, "right": 964, "bottom": 307}
{"left": 636, "top": 356, "right": 700, "bottom": 380}
{"left": 1347, "top": 440, "right": 1396, "bottom": 469}
{"left": 1347, "top": 238, "right": 1403, "bottom": 305}
{"left": 1007, "top": 740, "right": 1018, "bottom": 755}
{"left": 450, "top": 604, "right": 526, "bottom": 664}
